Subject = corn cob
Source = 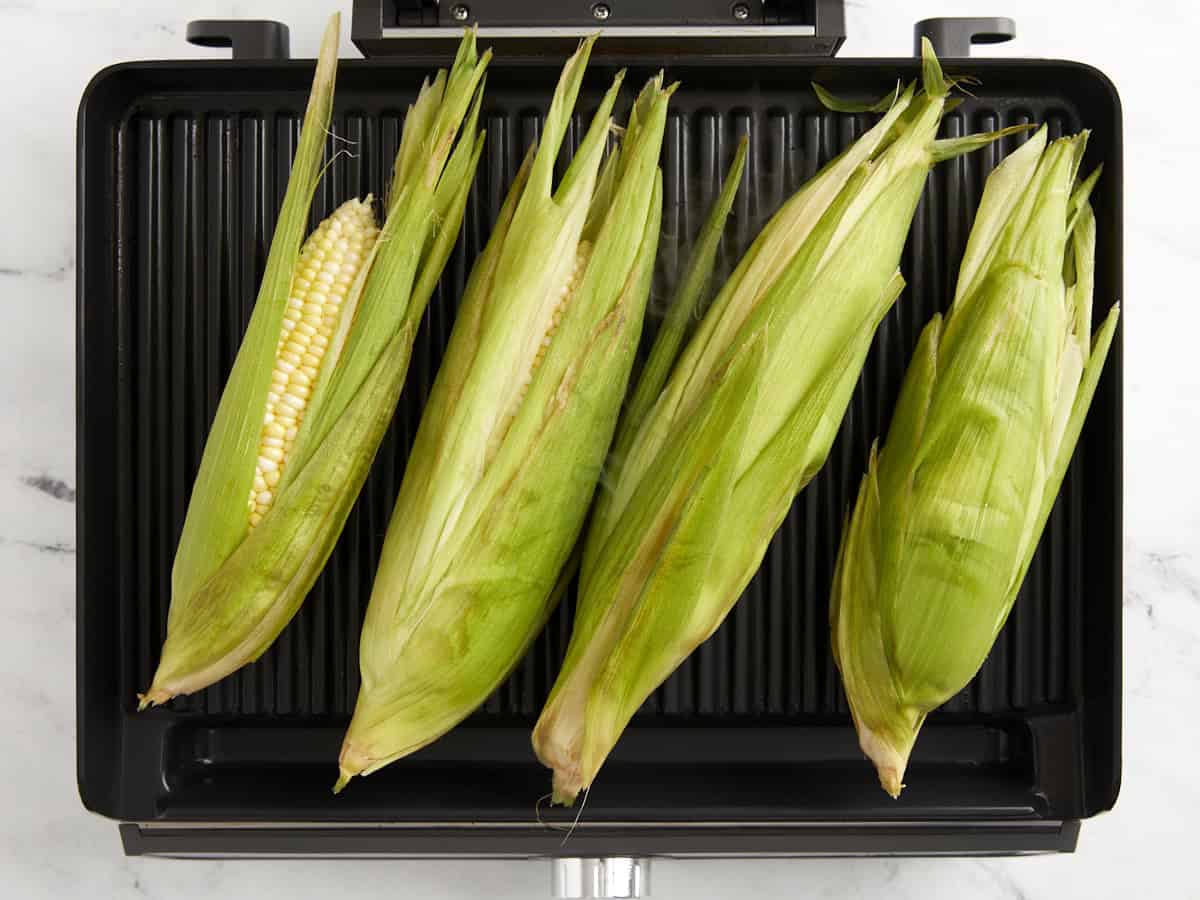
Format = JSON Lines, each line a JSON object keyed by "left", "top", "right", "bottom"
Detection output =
{"left": 247, "top": 198, "right": 379, "bottom": 526}
{"left": 335, "top": 39, "right": 673, "bottom": 791}
{"left": 139, "top": 17, "right": 490, "bottom": 707}
{"left": 532, "top": 41, "right": 1027, "bottom": 803}
{"left": 831, "top": 127, "right": 1119, "bottom": 798}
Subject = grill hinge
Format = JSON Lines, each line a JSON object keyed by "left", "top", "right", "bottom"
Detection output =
{"left": 351, "top": 0, "right": 846, "bottom": 60}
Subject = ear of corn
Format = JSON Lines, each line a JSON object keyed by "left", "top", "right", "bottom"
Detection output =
{"left": 335, "top": 40, "right": 674, "bottom": 791}
{"left": 165, "top": 14, "right": 343, "bottom": 616}
{"left": 140, "top": 18, "right": 490, "bottom": 707}
{"left": 830, "top": 127, "right": 1119, "bottom": 798}
{"left": 533, "top": 41, "right": 1026, "bottom": 804}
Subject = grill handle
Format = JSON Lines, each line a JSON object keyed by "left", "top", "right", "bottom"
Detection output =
{"left": 186, "top": 20, "right": 291, "bottom": 60}
{"left": 914, "top": 16, "right": 1016, "bottom": 57}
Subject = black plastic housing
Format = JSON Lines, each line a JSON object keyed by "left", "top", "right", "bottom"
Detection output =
{"left": 351, "top": 0, "right": 847, "bottom": 60}
{"left": 76, "top": 53, "right": 1122, "bottom": 856}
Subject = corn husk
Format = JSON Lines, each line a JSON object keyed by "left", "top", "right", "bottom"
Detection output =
{"left": 532, "top": 40, "right": 1026, "bottom": 804}
{"left": 335, "top": 40, "right": 673, "bottom": 790}
{"left": 140, "top": 19, "right": 489, "bottom": 706}
{"left": 830, "top": 126, "right": 1119, "bottom": 797}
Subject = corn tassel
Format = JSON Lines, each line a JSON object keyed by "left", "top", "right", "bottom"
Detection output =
{"left": 532, "top": 40, "right": 1026, "bottom": 803}
{"left": 830, "top": 127, "right": 1119, "bottom": 798}
{"left": 140, "top": 18, "right": 489, "bottom": 707}
{"left": 335, "top": 40, "right": 673, "bottom": 791}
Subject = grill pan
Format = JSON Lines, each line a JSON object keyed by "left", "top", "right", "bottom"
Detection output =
{"left": 76, "top": 8, "right": 1122, "bottom": 861}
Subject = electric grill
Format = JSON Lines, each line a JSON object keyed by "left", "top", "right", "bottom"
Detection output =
{"left": 76, "top": 2, "right": 1122, "bottom": 886}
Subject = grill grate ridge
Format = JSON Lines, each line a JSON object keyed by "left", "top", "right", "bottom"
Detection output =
{"left": 117, "top": 85, "right": 1085, "bottom": 725}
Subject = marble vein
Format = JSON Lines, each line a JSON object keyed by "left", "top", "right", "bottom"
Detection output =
{"left": 21, "top": 474, "right": 76, "bottom": 503}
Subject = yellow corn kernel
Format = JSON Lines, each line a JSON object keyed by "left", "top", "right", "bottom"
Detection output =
{"left": 249, "top": 197, "right": 378, "bottom": 525}
{"left": 517, "top": 241, "right": 592, "bottom": 403}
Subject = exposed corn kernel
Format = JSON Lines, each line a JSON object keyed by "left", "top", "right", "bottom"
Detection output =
{"left": 248, "top": 198, "right": 379, "bottom": 526}
{"left": 515, "top": 242, "right": 591, "bottom": 405}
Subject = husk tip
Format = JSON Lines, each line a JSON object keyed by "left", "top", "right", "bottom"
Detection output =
{"left": 336, "top": 739, "right": 372, "bottom": 793}
{"left": 574, "top": 32, "right": 601, "bottom": 61}
{"left": 878, "top": 765, "right": 905, "bottom": 799}
{"left": 551, "top": 769, "right": 583, "bottom": 806}
{"left": 316, "top": 11, "right": 341, "bottom": 64}
{"left": 857, "top": 723, "right": 913, "bottom": 800}
{"left": 920, "top": 36, "right": 948, "bottom": 98}
{"left": 136, "top": 687, "right": 171, "bottom": 711}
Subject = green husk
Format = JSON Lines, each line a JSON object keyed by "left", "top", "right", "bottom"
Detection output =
{"left": 616, "top": 136, "right": 749, "bottom": 456}
{"left": 335, "top": 41, "right": 674, "bottom": 791}
{"left": 830, "top": 126, "right": 1119, "bottom": 798}
{"left": 532, "top": 39, "right": 1023, "bottom": 804}
{"left": 140, "top": 18, "right": 489, "bottom": 707}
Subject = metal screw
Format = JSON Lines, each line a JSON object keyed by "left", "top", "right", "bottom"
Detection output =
{"left": 591, "top": 3, "right": 611, "bottom": 21}
{"left": 732, "top": 2, "right": 750, "bottom": 20}
{"left": 450, "top": 4, "right": 470, "bottom": 22}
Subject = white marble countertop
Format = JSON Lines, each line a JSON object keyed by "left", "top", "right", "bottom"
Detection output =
{"left": 2, "top": 0, "right": 1195, "bottom": 896}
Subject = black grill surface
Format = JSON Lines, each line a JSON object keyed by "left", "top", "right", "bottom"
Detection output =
{"left": 77, "top": 56, "right": 1121, "bottom": 832}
